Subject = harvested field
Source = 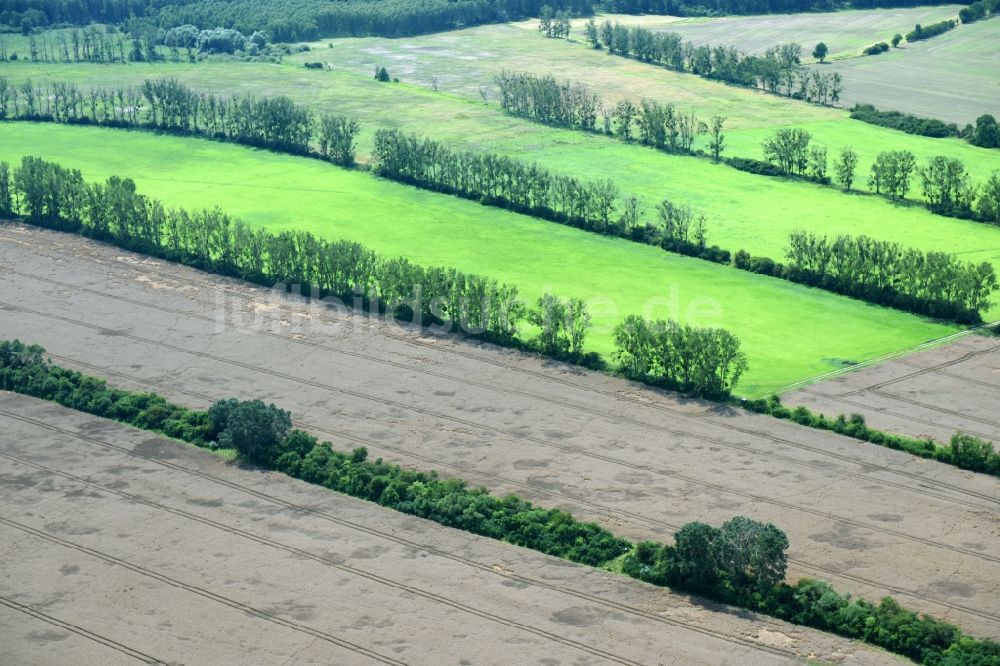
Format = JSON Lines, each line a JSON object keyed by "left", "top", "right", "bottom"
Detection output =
{"left": 785, "top": 332, "right": 1000, "bottom": 444}
{"left": 2, "top": 394, "right": 899, "bottom": 665}
{"left": 1, "top": 225, "right": 997, "bottom": 641}
{"left": 564, "top": 7, "right": 964, "bottom": 60}
{"left": 804, "top": 18, "right": 1000, "bottom": 124}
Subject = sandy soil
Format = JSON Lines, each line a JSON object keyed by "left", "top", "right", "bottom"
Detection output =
{"left": 785, "top": 333, "right": 1000, "bottom": 445}
{"left": 0, "top": 224, "right": 997, "bottom": 643}
{"left": 0, "top": 394, "right": 904, "bottom": 665}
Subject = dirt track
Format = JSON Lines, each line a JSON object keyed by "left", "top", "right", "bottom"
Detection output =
{"left": 785, "top": 334, "right": 1000, "bottom": 445}
{"left": 0, "top": 224, "right": 998, "bottom": 642}
{"left": 0, "top": 394, "right": 906, "bottom": 665}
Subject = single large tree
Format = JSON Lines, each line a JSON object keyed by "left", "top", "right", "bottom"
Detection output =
{"left": 812, "top": 42, "right": 828, "bottom": 63}
{"left": 835, "top": 146, "right": 858, "bottom": 191}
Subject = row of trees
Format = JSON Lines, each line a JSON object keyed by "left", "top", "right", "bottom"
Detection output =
{"left": 0, "top": 24, "right": 275, "bottom": 65}
{"left": 537, "top": 5, "right": 573, "bottom": 38}
{"left": 5, "top": 157, "right": 526, "bottom": 342}
{"left": 867, "top": 150, "right": 1000, "bottom": 222}
{"left": 757, "top": 128, "right": 1000, "bottom": 223}
{"left": 584, "top": 21, "right": 843, "bottom": 104}
{"left": 372, "top": 128, "right": 626, "bottom": 233}
{"left": 3, "top": 156, "right": 755, "bottom": 397}
{"left": 613, "top": 315, "right": 748, "bottom": 398}
{"left": 785, "top": 231, "right": 997, "bottom": 322}
{"left": 5, "top": 343, "right": 997, "bottom": 665}
{"left": 0, "top": 77, "right": 359, "bottom": 165}
{"left": 493, "top": 71, "right": 716, "bottom": 154}
{"left": 371, "top": 128, "right": 732, "bottom": 265}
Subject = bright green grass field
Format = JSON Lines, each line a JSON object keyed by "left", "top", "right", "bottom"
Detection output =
{"left": 2, "top": 61, "right": 999, "bottom": 301}
{"left": 0, "top": 122, "right": 956, "bottom": 395}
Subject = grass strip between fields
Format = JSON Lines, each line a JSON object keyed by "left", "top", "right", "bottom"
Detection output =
{"left": 1, "top": 340, "right": 997, "bottom": 665}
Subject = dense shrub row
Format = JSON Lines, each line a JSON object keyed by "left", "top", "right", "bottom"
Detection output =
{"left": 785, "top": 230, "right": 997, "bottom": 323}
{"left": 0, "top": 340, "right": 213, "bottom": 443}
{"left": 850, "top": 105, "right": 999, "bottom": 151}
{"left": 850, "top": 104, "right": 958, "bottom": 138}
{"left": 905, "top": 19, "right": 956, "bottom": 42}
{"left": 862, "top": 41, "right": 889, "bottom": 55}
{"left": 2, "top": 156, "right": 755, "bottom": 397}
{"left": 742, "top": 395, "right": 1000, "bottom": 476}
{"left": 3, "top": 341, "right": 997, "bottom": 664}
{"left": 727, "top": 156, "right": 787, "bottom": 177}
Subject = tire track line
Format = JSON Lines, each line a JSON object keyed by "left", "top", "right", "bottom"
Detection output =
{"left": 0, "top": 595, "right": 165, "bottom": 665}
{"left": 0, "top": 452, "right": 646, "bottom": 666}
{"left": 0, "top": 517, "right": 405, "bottom": 665}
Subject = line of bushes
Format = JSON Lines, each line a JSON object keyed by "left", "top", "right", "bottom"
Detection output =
{"left": 741, "top": 395, "right": 1000, "bottom": 477}
{"left": 906, "top": 19, "right": 956, "bottom": 42}
{"left": 851, "top": 104, "right": 1000, "bottom": 151}
{"left": 862, "top": 41, "right": 890, "bottom": 55}
{"left": 2, "top": 341, "right": 996, "bottom": 665}
{"left": 850, "top": 104, "right": 958, "bottom": 138}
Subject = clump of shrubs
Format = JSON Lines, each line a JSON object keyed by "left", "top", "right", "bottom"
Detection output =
{"left": 862, "top": 42, "right": 890, "bottom": 56}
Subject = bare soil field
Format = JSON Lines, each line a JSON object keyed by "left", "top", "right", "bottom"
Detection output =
{"left": 1, "top": 224, "right": 998, "bottom": 642}
{"left": 3, "top": 395, "right": 902, "bottom": 665}
{"left": 785, "top": 333, "right": 1000, "bottom": 445}
{"left": 804, "top": 18, "right": 1000, "bottom": 124}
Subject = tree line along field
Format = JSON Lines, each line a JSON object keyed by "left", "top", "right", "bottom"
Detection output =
{"left": 2, "top": 58, "right": 999, "bottom": 311}
{"left": 0, "top": 122, "right": 957, "bottom": 396}
{"left": 580, "top": 6, "right": 965, "bottom": 60}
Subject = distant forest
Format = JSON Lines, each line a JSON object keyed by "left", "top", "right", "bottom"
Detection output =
{"left": 0, "top": 0, "right": 976, "bottom": 40}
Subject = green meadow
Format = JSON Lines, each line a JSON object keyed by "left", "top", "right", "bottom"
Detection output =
{"left": 2, "top": 59, "right": 999, "bottom": 290}
{"left": 0, "top": 122, "right": 957, "bottom": 395}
